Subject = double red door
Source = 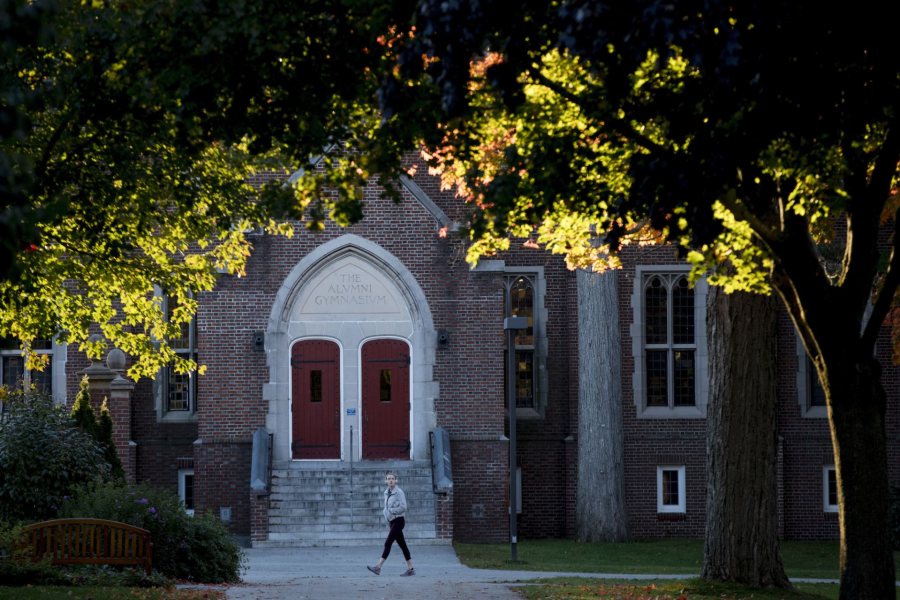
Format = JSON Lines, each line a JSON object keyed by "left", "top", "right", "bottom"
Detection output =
{"left": 291, "top": 340, "right": 340, "bottom": 459}
{"left": 361, "top": 339, "right": 410, "bottom": 459}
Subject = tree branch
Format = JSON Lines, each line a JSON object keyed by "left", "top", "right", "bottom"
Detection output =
{"left": 34, "top": 113, "right": 74, "bottom": 186}
{"left": 862, "top": 208, "right": 900, "bottom": 350}
{"left": 840, "top": 118, "right": 900, "bottom": 302}
{"left": 525, "top": 67, "right": 668, "bottom": 156}
{"left": 716, "top": 190, "right": 781, "bottom": 250}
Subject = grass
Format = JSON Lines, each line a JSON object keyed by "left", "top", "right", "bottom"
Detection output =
{"left": 0, "top": 588, "right": 225, "bottom": 600}
{"left": 455, "top": 540, "right": 900, "bottom": 599}
{"left": 516, "top": 578, "right": 846, "bottom": 599}
{"left": 455, "top": 538, "right": 900, "bottom": 580}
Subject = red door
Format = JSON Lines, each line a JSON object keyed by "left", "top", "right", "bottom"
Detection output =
{"left": 362, "top": 339, "right": 410, "bottom": 459}
{"left": 291, "top": 340, "right": 340, "bottom": 459}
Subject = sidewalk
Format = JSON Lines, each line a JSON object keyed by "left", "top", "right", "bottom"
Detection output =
{"left": 222, "top": 543, "right": 694, "bottom": 600}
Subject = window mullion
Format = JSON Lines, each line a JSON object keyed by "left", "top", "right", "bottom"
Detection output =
{"left": 667, "top": 281, "right": 674, "bottom": 409}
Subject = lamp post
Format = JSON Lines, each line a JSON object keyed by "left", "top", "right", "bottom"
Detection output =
{"left": 504, "top": 315, "right": 527, "bottom": 562}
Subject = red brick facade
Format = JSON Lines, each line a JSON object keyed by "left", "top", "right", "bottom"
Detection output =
{"left": 61, "top": 162, "right": 899, "bottom": 544}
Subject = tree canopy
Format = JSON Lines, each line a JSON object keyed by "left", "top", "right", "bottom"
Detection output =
{"left": 1, "top": 3, "right": 898, "bottom": 595}
{"left": 0, "top": 0, "right": 401, "bottom": 377}
{"left": 370, "top": 1, "right": 898, "bottom": 341}
{"left": 364, "top": 2, "right": 898, "bottom": 597}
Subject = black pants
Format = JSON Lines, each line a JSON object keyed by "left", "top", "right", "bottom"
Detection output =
{"left": 381, "top": 516, "right": 411, "bottom": 561}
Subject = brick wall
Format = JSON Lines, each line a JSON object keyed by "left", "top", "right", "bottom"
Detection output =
{"left": 194, "top": 438, "right": 253, "bottom": 534}
{"left": 450, "top": 439, "right": 509, "bottom": 542}
{"left": 60, "top": 156, "right": 899, "bottom": 544}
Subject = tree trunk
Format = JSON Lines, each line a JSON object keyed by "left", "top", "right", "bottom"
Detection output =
{"left": 827, "top": 351, "right": 895, "bottom": 600}
{"left": 701, "top": 287, "right": 790, "bottom": 587}
{"left": 576, "top": 269, "right": 628, "bottom": 541}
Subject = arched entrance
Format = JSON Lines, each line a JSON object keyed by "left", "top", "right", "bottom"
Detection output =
{"left": 291, "top": 339, "right": 341, "bottom": 459}
{"left": 266, "top": 234, "right": 438, "bottom": 464}
{"left": 361, "top": 339, "right": 410, "bottom": 459}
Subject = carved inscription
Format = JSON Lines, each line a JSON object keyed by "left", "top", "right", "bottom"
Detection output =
{"left": 314, "top": 273, "right": 387, "bottom": 307}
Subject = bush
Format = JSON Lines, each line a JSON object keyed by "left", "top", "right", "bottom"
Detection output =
{"left": 62, "top": 481, "right": 244, "bottom": 583}
{"left": 0, "top": 391, "right": 109, "bottom": 522}
{"left": 0, "top": 521, "right": 60, "bottom": 586}
{"left": 71, "top": 375, "right": 125, "bottom": 481}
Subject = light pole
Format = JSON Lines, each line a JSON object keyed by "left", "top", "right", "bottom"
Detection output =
{"left": 504, "top": 315, "right": 527, "bottom": 562}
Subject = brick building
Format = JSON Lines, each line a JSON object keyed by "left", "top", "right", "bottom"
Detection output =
{"left": 9, "top": 161, "right": 897, "bottom": 545}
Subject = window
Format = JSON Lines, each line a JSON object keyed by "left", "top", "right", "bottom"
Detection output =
{"left": 179, "top": 469, "right": 195, "bottom": 516}
{"left": 503, "top": 270, "right": 547, "bottom": 417}
{"left": 632, "top": 267, "right": 708, "bottom": 418}
{"left": 797, "top": 338, "right": 827, "bottom": 418}
{"left": 156, "top": 293, "right": 198, "bottom": 420}
{"left": 823, "top": 466, "right": 838, "bottom": 513}
{"left": 0, "top": 337, "right": 66, "bottom": 409}
{"left": 380, "top": 369, "right": 392, "bottom": 402}
{"left": 657, "top": 466, "right": 686, "bottom": 513}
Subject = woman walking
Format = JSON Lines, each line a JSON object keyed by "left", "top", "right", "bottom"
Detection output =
{"left": 367, "top": 471, "right": 415, "bottom": 576}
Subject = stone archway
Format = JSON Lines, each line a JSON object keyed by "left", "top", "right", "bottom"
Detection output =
{"left": 265, "top": 234, "right": 438, "bottom": 464}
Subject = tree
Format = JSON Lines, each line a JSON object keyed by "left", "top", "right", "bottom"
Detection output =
{"left": 0, "top": 0, "right": 56, "bottom": 281}
{"left": 1, "top": 0, "right": 395, "bottom": 378}
{"left": 70, "top": 375, "right": 124, "bottom": 480}
{"left": 365, "top": 2, "right": 898, "bottom": 598}
{"left": 576, "top": 268, "right": 627, "bottom": 541}
{"left": 703, "top": 288, "right": 788, "bottom": 587}
{"left": 70, "top": 374, "right": 98, "bottom": 438}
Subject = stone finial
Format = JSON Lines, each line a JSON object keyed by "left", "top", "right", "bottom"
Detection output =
{"left": 107, "top": 348, "right": 127, "bottom": 372}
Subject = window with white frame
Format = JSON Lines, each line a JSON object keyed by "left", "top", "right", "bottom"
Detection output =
{"left": 632, "top": 266, "right": 708, "bottom": 418}
{"left": 797, "top": 338, "right": 827, "bottom": 418}
{"left": 823, "top": 466, "right": 838, "bottom": 513}
{"left": 657, "top": 466, "right": 686, "bottom": 513}
{"left": 1, "top": 337, "right": 52, "bottom": 392}
{"left": 178, "top": 469, "right": 195, "bottom": 515}
{"left": 156, "top": 293, "right": 198, "bottom": 420}
{"left": 503, "top": 270, "right": 547, "bottom": 417}
{"left": 1, "top": 337, "right": 66, "bottom": 410}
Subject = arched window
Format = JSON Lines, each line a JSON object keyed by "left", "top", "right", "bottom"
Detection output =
{"left": 632, "top": 266, "right": 708, "bottom": 418}
{"left": 503, "top": 270, "right": 546, "bottom": 416}
{"left": 505, "top": 275, "right": 535, "bottom": 410}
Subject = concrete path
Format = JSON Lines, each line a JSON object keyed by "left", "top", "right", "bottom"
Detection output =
{"left": 221, "top": 543, "right": 694, "bottom": 600}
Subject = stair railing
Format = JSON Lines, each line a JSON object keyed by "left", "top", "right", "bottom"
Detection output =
{"left": 349, "top": 425, "right": 354, "bottom": 527}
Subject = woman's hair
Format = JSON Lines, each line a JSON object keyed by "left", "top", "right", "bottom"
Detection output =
{"left": 385, "top": 471, "right": 398, "bottom": 478}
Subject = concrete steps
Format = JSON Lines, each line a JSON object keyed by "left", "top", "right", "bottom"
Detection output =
{"left": 256, "top": 461, "right": 439, "bottom": 547}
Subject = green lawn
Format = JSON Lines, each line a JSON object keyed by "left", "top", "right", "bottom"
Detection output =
{"left": 454, "top": 539, "right": 900, "bottom": 599}
{"left": 455, "top": 538, "right": 900, "bottom": 580}
{"left": 516, "top": 578, "right": 847, "bottom": 600}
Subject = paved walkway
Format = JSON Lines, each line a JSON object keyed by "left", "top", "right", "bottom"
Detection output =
{"left": 221, "top": 543, "right": 694, "bottom": 600}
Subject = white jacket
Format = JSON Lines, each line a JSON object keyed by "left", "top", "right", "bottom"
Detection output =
{"left": 383, "top": 486, "right": 408, "bottom": 522}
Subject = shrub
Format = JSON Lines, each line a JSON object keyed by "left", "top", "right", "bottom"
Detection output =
{"left": 71, "top": 375, "right": 125, "bottom": 481}
{"left": 62, "top": 481, "right": 244, "bottom": 583}
{"left": 70, "top": 375, "right": 99, "bottom": 438}
{"left": 0, "top": 391, "right": 109, "bottom": 522}
{"left": 0, "top": 521, "right": 59, "bottom": 586}
{"left": 175, "top": 512, "right": 245, "bottom": 583}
